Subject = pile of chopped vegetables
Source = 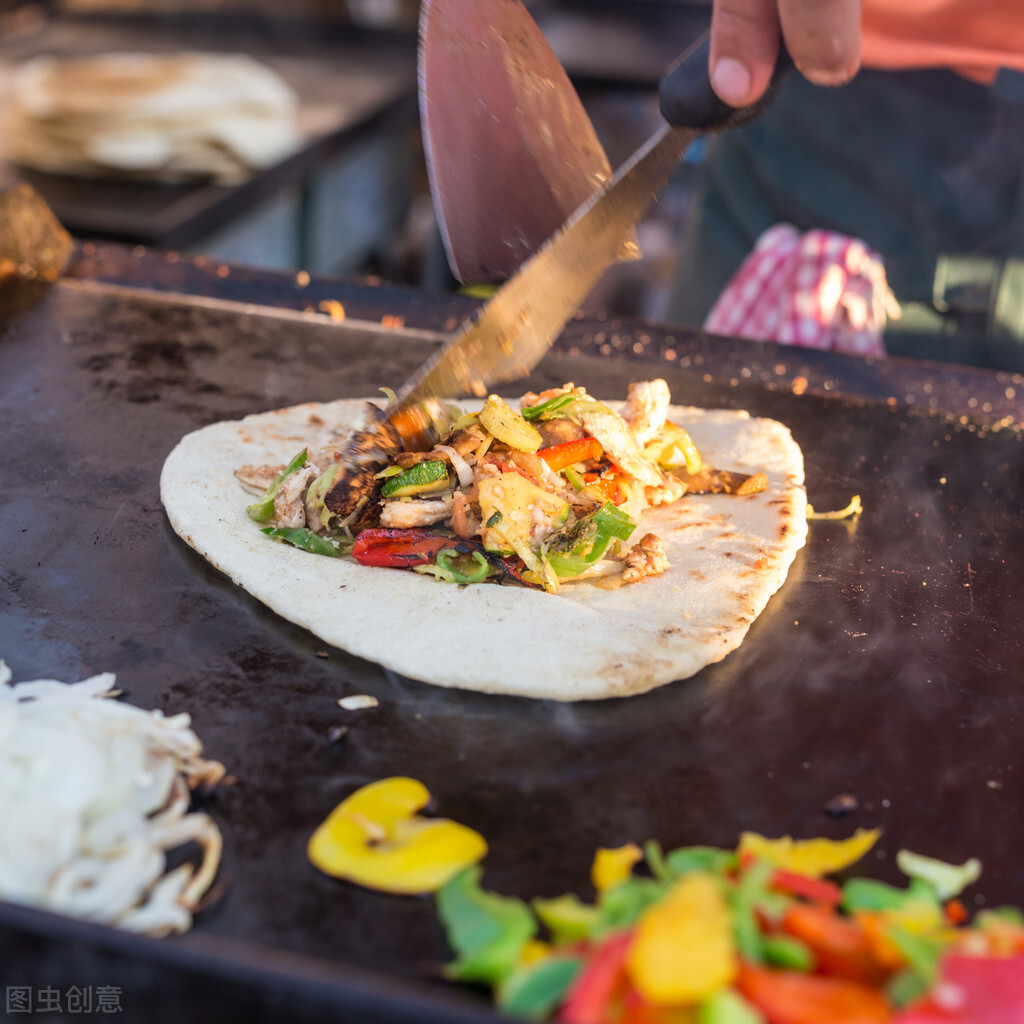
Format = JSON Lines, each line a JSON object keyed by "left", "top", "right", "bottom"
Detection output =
{"left": 307, "top": 779, "right": 1024, "bottom": 1023}
{"left": 237, "top": 380, "right": 767, "bottom": 592}
{"left": 434, "top": 830, "right": 1024, "bottom": 1023}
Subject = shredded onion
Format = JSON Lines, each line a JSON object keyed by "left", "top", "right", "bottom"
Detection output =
{"left": 0, "top": 661, "right": 225, "bottom": 936}
{"left": 435, "top": 445, "right": 474, "bottom": 490}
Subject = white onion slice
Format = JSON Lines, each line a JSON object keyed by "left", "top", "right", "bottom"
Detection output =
{"left": 435, "top": 444, "right": 474, "bottom": 489}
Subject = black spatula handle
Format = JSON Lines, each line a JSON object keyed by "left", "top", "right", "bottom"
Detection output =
{"left": 659, "top": 29, "right": 794, "bottom": 132}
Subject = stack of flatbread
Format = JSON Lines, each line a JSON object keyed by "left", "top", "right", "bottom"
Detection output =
{"left": 7, "top": 52, "right": 300, "bottom": 183}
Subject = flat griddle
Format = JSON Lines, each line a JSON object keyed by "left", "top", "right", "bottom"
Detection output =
{"left": 1, "top": 267, "right": 1023, "bottom": 1023}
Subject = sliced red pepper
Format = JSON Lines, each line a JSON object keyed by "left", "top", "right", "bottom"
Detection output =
{"left": 894, "top": 953, "right": 1024, "bottom": 1024}
{"left": 351, "top": 528, "right": 455, "bottom": 567}
{"left": 781, "top": 903, "right": 891, "bottom": 986}
{"left": 583, "top": 473, "right": 623, "bottom": 506}
{"left": 560, "top": 931, "right": 634, "bottom": 1024}
{"left": 772, "top": 869, "right": 843, "bottom": 907}
{"left": 943, "top": 900, "right": 968, "bottom": 927}
{"left": 737, "top": 963, "right": 894, "bottom": 1024}
{"left": 538, "top": 437, "right": 604, "bottom": 472}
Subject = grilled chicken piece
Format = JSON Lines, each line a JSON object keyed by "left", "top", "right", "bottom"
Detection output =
{"left": 318, "top": 404, "right": 404, "bottom": 522}
{"left": 273, "top": 466, "right": 317, "bottom": 528}
{"left": 379, "top": 496, "right": 454, "bottom": 529}
{"left": 442, "top": 423, "right": 488, "bottom": 457}
{"left": 622, "top": 379, "right": 671, "bottom": 445}
{"left": 536, "top": 417, "right": 587, "bottom": 449}
{"left": 645, "top": 475, "right": 687, "bottom": 507}
{"left": 621, "top": 533, "right": 669, "bottom": 584}
{"left": 450, "top": 492, "right": 481, "bottom": 538}
{"left": 234, "top": 463, "right": 281, "bottom": 495}
{"left": 672, "top": 467, "right": 768, "bottom": 495}
{"left": 578, "top": 407, "right": 663, "bottom": 488}
{"left": 507, "top": 450, "right": 600, "bottom": 511}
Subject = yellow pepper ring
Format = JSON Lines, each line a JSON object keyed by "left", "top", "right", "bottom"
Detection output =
{"left": 738, "top": 827, "right": 881, "bottom": 877}
{"left": 307, "top": 777, "right": 488, "bottom": 895}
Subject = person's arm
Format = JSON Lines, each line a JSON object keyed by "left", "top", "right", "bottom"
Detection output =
{"left": 708, "top": 0, "right": 861, "bottom": 106}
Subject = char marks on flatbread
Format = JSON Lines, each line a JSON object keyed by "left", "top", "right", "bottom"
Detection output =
{"left": 160, "top": 399, "right": 807, "bottom": 701}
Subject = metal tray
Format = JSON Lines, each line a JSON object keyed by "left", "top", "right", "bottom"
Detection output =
{"left": 2, "top": 277, "right": 1023, "bottom": 1023}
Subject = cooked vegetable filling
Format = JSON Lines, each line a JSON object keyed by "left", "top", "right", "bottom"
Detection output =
{"left": 238, "top": 380, "right": 768, "bottom": 592}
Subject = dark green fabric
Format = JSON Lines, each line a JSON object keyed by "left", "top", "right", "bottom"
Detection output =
{"left": 667, "top": 68, "right": 1024, "bottom": 369}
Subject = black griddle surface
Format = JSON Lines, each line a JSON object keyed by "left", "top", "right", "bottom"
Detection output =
{"left": 1, "top": 278, "right": 1023, "bottom": 1023}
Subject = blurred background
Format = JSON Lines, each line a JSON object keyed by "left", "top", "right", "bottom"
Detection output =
{"left": 0, "top": 0, "right": 712, "bottom": 322}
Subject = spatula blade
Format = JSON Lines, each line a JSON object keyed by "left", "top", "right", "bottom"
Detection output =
{"left": 419, "top": 0, "right": 615, "bottom": 284}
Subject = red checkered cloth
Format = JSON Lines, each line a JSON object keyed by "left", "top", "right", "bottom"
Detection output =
{"left": 703, "top": 224, "right": 899, "bottom": 357}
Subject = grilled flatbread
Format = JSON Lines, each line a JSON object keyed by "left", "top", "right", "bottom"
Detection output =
{"left": 160, "top": 398, "right": 806, "bottom": 701}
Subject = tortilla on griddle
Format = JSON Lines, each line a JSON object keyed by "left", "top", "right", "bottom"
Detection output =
{"left": 160, "top": 399, "right": 806, "bottom": 701}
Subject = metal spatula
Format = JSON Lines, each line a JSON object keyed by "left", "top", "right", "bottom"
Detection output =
{"left": 418, "top": 0, "right": 633, "bottom": 285}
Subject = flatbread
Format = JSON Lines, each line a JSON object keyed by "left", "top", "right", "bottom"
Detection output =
{"left": 8, "top": 53, "right": 299, "bottom": 183}
{"left": 160, "top": 399, "right": 807, "bottom": 701}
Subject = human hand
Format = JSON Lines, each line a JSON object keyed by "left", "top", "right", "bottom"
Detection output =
{"left": 707, "top": 0, "right": 861, "bottom": 107}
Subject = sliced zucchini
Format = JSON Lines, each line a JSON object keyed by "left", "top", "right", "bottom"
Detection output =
{"left": 381, "top": 459, "right": 450, "bottom": 498}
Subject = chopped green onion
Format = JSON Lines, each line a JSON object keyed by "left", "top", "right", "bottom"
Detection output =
{"left": 520, "top": 393, "right": 577, "bottom": 421}
{"left": 563, "top": 465, "right": 585, "bottom": 491}
{"left": 307, "top": 463, "right": 340, "bottom": 529}
{"left": 545, "top": 553, "right": 591, "bottom": 579}
{"left": 593, "top": 502, "right": 636, "bottom": 542}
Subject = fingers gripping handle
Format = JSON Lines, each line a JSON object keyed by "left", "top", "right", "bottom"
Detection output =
{"left": 659, "top": 30, "right": 794, "bottom": 132}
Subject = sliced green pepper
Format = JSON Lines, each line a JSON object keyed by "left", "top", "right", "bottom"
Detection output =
{"left": 261, "top": 526, "right": 343, "bottom": 557}
{"left": 498, "top": 955, "right": 583, "bottom": 1020}
{"left": 544, "top": 502, "right": 637, "bottom": 578}
{"left": 437, "top": 867, "right": 537, "bottom": 986}
{"left": 436, "top": 549, "right": 492, "bottom": 584}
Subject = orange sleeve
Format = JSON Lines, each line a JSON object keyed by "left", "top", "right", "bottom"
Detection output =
{"left": 861, "top": 0, "right": 1024, "bottom": 83}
